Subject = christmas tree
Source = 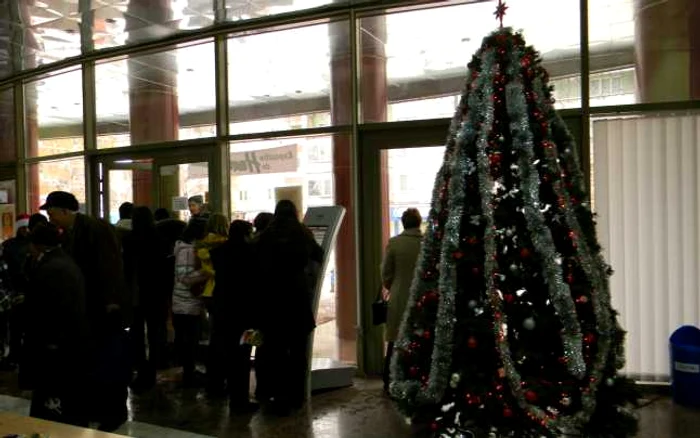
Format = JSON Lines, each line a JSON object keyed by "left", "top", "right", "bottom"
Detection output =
{"left": 389, "top": 6, "right": 638, "bottom": 438}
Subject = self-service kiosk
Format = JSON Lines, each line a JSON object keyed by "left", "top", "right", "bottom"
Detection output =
{"left": 303, "top": 206, "right": 356, "bottom": 393}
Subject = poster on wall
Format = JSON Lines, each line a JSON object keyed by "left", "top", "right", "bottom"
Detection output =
{"left": 172, "top": 196, "right": 189, "bottom": 212}
{"left": 275, "top": 186, "right": 303, "bottom": 219}
{"left": 0, "top": 180, "right": 16, "bottom": 205}
{"left": 0, "top": 204, "right": 14, "bottom": 241}
{"left": 231, "top": 145, "right": 298, "bottom": 175}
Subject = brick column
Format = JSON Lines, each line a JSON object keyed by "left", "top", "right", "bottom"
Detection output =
{"left": 127, "top": 0, "right": 179, "bottom": 206}
{"left": 635, "top": 0, "right": 700, "bottom": 101}
{"left": 329, "top": 16, "right": 389, "bottom": 365}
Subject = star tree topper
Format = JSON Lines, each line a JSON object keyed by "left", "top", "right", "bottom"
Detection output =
{"left": 494, "top": 0, "right": 508, "bottom": 28}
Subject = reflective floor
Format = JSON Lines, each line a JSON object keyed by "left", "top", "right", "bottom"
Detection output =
{"left": 0, "top": 370, "right": 696, "bottom": 438}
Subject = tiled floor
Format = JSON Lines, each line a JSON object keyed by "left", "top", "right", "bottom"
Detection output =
{"left": 0, "top": 370, "right": 696, "bottom": 437}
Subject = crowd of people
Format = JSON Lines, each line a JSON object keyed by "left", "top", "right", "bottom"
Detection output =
{"left": 0, "top": 191, "right": 324, "bottom": 430}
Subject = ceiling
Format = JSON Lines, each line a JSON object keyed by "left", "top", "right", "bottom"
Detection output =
{"left": 1, "top": 0, "right": 635, "bottom": 127}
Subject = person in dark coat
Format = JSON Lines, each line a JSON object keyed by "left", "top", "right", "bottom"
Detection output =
{"left": 0, "top": 214, "right": 33, "bottom": 369}
{"left": 22, "top": 223, "right": 89, "bottom": 427}
{"left": 210, "top": 220, "right": 258, "bottom": 413}
{"left": 255, "top": 200, "right": 323, "bottom": 414}
{"left": 127, "top": 206, "right": 170, "bottom": 391}
{"left": 40, "top": 191, "right": 130, "bottom": 432}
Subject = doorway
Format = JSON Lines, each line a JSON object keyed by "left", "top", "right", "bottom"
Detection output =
{"left": 93, "top": 146, "right": 218, "bottom": 224}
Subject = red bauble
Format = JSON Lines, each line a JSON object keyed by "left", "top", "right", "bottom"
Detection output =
{"left": 504, "top": 294, "right": 515, "bottom": 304}
{"left": 453, "top": 250, "right": 464, "bottom": 260}
{"left": 467, "top": 236, "right": 479, "bottom": 245}
{"left": 576, "top": 295, "right": 589, "bottom": 304}
{"left": 472, "top": 266, "right": 481, "bottom": 275}
{"left": 566, "top": 274, "right": 574, "bottom": 284}
{"left": 467, "top": 336, "right": 478, "bottom": 349}
{"left": 409, "top": 366, "right": 419, "bottom": 377}
{"left": 520, "top": 248, "right": 532, "bottom": 258}
{"left": 431, "top": 422, "right": 439, "bottom": 431}
{"left": 584, "top": 333, "right": 597, "bottom": 344}
{"left": 525, "top": 390, "right": 538, "bottom": 403}
{"left": 423, "top": 330, "right": 432, "bottom": 339}
{"left": 503, "top": 407, "right": 513, "bottom": 418}
{"left": 489, "top": 153, "right": 502, "bottom": 166}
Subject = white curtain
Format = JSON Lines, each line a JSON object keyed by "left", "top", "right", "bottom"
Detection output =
{"left": 593, "top": 114, "right": 700, "bottom": 381}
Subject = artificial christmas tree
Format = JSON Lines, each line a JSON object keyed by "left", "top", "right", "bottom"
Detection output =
{"left": 389, "top": 4, "right": 639, "bottom": 438}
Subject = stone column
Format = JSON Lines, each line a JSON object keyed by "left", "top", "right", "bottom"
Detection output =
{"left": 329, "top": 16, "right": 389, "bottom": 366}
{"left": 127, "top": 0, "right": 179, "bottom": 206}
{"left": 635, "top": 0, "right": 700, "bottom": 101}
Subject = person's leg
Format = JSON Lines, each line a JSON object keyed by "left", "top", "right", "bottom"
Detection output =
{"left": 288, "top": 333, "right": 310, "bottom": 409}
{"left": 228, "top": 342, "right": 255, "bottom": 411}
{"left": 129, "top": 307, "right": 146, "bottom": 372}
{"left": 7, "top": 302, "right": 25, "bottom": 365}
{"left": 206, "top": 311, "right": 226, "bottom": 393}
{"left": 179, "top": 314, "right": 200, "bottom": 385}
{"left": 383, "top": 341, "right": 395, "bottom": 392}
{"left": 253, "top": 344, "right": 269, "bottom": 402}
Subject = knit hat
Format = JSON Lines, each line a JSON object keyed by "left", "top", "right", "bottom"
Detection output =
{"left": 15, "top": 214, "right": 30, "bottom": 232}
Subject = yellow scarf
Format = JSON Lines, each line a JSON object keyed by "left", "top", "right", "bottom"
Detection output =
{"left": 196, "top": 233, "right": 227, "bottom": 298}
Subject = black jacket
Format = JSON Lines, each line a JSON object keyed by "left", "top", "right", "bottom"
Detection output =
{"left": 256, "top": 220, "right": 324, "bottom": 336}
{"left": 63, "top": 214, "right": 129, "bottom": 329}
{"left": 210, "top": 239, "right": 258, "bottom": 332}
{"left": 22, "top": 248, "right": 89, "bottom": 389}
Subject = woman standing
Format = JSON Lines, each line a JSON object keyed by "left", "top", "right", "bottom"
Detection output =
{"left": 256, "top": 200, "right": 323, "bottom": 414}
{"left": 172, "top": 220, "right": 209, "bottom": 387}
{"left": 381, "top": 208, "right": 423, "bottom": 393}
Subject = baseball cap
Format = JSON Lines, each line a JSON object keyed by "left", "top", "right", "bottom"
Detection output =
{"left": 39, "top": 191, "right": 80, "bottom": 212}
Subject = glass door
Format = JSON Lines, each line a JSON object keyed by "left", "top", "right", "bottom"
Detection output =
{"left": 95, "top": 146, "right": 217, "bottom": 225}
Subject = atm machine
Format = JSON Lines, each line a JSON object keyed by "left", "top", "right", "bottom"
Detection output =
{"left": 303, "top": 206, "right": 356, "bottom": 393}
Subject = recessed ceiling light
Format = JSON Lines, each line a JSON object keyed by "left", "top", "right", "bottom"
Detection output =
{"left": 106, "top": 18, "right": 116, "bottom": 24}
{"left": 295, "top": 90, "right": 302, "bottom": 94}
{"left": 186, "top": 68, "right": 194, "bottom": 72}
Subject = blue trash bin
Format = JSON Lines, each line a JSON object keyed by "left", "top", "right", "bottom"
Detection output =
{"left": 670, "top": 325, "right": 700, "bottom": 407}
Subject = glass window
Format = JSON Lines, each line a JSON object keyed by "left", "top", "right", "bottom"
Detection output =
{"left": 385, "top": 147, "right": 444, "bottom": 237}
{"left": 228, "top": 20, "right": 351, "bottom": 135}
{"left": 91, "top": 0, "right": 216, "bottom": 50}
{"left": 229, "top": 134, "right": 356, "bottom": 363}
{"left": 360, "top": 0, "right": 582, "bottom": 123}
{"left": 95, "top": 40, "right": 216, "bottom": 148}
{"left": 29, "top": 158, "right": 86, "bottom": 212}
{"left": 586, "top": 0, "right": 693, "bottom": 105}
{"left": 0, "top": 88, "right": 16, "bottom": 162}
{"left": 224, "top": 0, "right": 339, "bottom": 22}
{"left": 25, "top": 68, "right": 84, "bottom": 158}
{"left": 0, "top": 179, "right": 17, "bottom": 242}
{"left": 10, "top": 1, "right": 82, "bottom": 74}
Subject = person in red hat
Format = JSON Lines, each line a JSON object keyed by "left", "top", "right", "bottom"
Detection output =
{"left": 0, "top": 212, "right": 44, "bottom": 369}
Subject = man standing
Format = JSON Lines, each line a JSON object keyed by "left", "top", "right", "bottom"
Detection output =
{"left": 40, "top": 191, "right": 130, "bottom": 432}
{"left": 380, "top": 208, "right": 423, "bottom": 393}
{"left": 23, "top": 223, "right": 89, "bottom": 426}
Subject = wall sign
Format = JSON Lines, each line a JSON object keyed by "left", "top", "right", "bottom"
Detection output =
{"left": 230, "top": 144, "right": 298, "bottom": 175}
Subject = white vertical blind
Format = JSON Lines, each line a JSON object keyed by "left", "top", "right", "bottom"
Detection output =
{"left": 593, "top": 114, "right": 700, "bottom": 380}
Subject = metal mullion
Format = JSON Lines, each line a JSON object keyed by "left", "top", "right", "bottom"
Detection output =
{"left": 214, "top": 35, "right": 230, "bottom": 138}
{"left": 226, "top": 125, "right": 351, "bottom": 144}
{"left": 82, "top": 60, "right": 97, "bottom": 215}
{"left": 23, "top": 150, "right": 87, "bottom": 165}
{"left": 79, "top": 0, "right": 94, "bottom": 53}
{"left": 580, "top": 0, "right": 591, "bottom": 191}
{"left": 14, "top": 82, "right": 26, "bottom": 213}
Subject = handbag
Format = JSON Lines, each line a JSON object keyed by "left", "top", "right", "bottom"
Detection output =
{"left": 372, "top": 289, "right": 388, "bottom": 326}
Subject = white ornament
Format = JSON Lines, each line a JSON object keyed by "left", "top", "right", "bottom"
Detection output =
{"left": 523, "top": 317, "right": 536, "bottom": 330}
{"left": 468, "top": 300, "right": 478, "bottom": 309}
{"left": 606, "top": 378, "right": 615, "bottom": 386}
{"left": 561, "top": 396, "right": 571, "bottom": 407}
